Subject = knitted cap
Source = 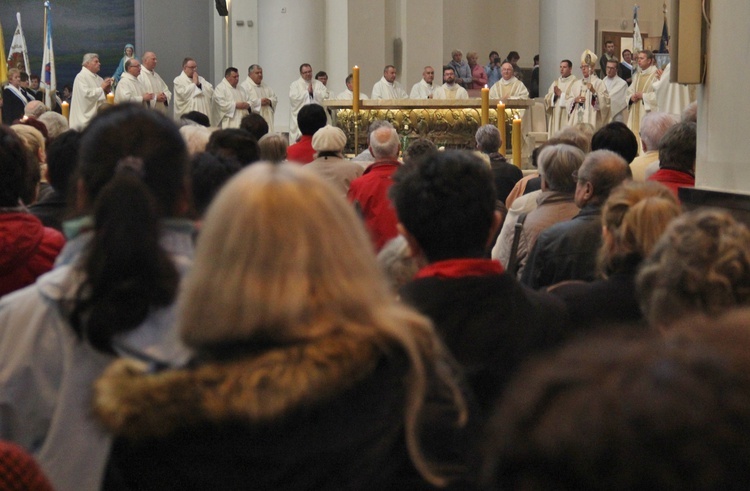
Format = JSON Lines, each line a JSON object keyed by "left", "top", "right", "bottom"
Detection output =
{"left": 312, "top": 125, "right": 347, "bottom": 152}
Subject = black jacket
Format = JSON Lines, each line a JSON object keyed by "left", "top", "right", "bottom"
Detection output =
{"left": 95, "top": 333, "right": 474, "bottom": 491}
{"left": 521, "top": 205, "right": 602, "bottom": 290}
{"left": 400, "top": 272, "right": 569, "bottom": 417}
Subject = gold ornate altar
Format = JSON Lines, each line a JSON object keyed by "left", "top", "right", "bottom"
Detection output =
{"left": 323, "top": 99, "right": 533, "bottom": 157}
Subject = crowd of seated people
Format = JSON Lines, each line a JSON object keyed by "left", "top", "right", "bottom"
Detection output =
{"left": 3, "top": 99, "right": 750, "bottom": 491}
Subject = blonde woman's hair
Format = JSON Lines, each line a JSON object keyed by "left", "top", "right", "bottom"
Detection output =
{"left": 637, "top": 209, "right": 750, "bottom": 328}
{"left": 179, "top": 162, "right": 467, "bottom": 486}
{"left": 11, "top": 124, "right": 46, "bottom": 158}
{"left": 598, "top": 181, "right": 681, "bottom": 275}
{"left": 258, "top": 133, "right": 288, "bottom": 163}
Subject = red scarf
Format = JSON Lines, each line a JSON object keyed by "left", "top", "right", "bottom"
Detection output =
{"left": 415, "top": 258, "right": 504, "bottom": 279}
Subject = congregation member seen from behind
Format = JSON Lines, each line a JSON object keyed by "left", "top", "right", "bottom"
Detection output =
{"left": 549, "top": 180, "right": 681, "bottom": 329}
{"left": 637, "top": 209, "right": 750, "bottom": 330}
{"left": 392, "top": 150, "right": 568, "bottom": 416}
{"left": 93, "top": 163, "right": 473, "bottom": 490}
{"left": 0, "top": 105, "right": 195, "bottom": 491}
{"left": 0, "top": 125, "right": 64, "bottom": 297}
{"left": 479, "top": 320, "right": 750, "bottom": 490}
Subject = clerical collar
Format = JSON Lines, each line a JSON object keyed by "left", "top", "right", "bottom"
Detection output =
{"left": 560, "top": 75, "right": 573, "bottom": 82}
{"left": 500, "top": 77, "right": 516, "bottom": 85}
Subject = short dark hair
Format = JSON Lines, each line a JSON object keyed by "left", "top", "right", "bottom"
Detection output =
{"left": 30, "top": 74, "right": 39, "bottom": 82}
{"left": 299, "top": 63, "right": 311, "bottom": 74}
{"left": 442, "top": 65, "right": 455, "bottom": 75}
{"left": 181, "top": 111, "right": 210, "bottom": 127}
{"left": 224, "top": 66, "right": 238, "bottom": 77}
{"left": 506, "top": 51, "right": 520, "bottom": 61}
{"left": 345, "top": 73, "right": 353, "bottom": 85}
{"left": 591, "top": 122, "right": 639, "bottom": 163}
{"left": 562, "top": 59, "right": 573, "bottom": 69}
{"left": 240, "top": 113, "right": 269, "bottom": 141}
{"left": 658, "top": 122, "right": 697, "bottom": 173}
{"left": 297, "top": 104, "right": 327, "bottom": 136}
{"left": 315, "top": 70, "right": 327, "bottom": 79}
{"left": 390, "top": 150, "right": 496, "bottom": 262}
{"left": 206, "top": 129, "right": 259, "bottom": 166}
{"left": 191, "top": 152, "right": 242, "bottom": 216}
{"left": 403, "top": 138, "right": 437, "bottom": 164}
{"left": 622, "top": 49, "right": 632, "bottom": 56}
{"left": 0, "top": 125, "right": 31, "bottom": 206}
{"left": 45, "top": 130, "right": 82, "bottom": 195}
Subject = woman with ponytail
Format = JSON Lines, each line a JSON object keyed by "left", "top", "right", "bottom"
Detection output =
{"left": 0, "top": 104, "right": 194, "bottom": 491}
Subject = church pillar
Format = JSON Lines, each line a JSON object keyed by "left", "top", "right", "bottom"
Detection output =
{"left": 539, "top": 0, "right": 595, "bottom": 101}
{"left": 693, "top": 4, "right": 750, "bottom": 194}
{"left": 257, "top": 0, "right": 326, "bottom": 134}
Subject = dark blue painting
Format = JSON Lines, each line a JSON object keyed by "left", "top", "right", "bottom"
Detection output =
{"left": 1, "top": 0, "right": 134, "bottom": 88}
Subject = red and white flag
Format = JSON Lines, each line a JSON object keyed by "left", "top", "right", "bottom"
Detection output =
{"left": 7, "top": 12, "right": 30, "bottom": 74}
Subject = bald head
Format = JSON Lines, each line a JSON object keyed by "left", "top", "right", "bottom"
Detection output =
{"left": 24, "top": 100, "right": 47, "bottom": 118}
{"left": 575, "top": 150, "right": 631, "bottom": 207}
{"left": 369, "top": 126, "right": 400, "bottom": 160}
{"left": 142, "top": 51, "right": 157, "bottom": 70}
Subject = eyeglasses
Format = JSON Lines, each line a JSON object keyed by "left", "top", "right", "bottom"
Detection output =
{"left": 185, "top": 65, "right": 197, "bottom": 69}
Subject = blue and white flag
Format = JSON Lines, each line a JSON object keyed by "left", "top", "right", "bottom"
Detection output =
{"left": 41, "top": 1, "right": 57, "bottom": 109}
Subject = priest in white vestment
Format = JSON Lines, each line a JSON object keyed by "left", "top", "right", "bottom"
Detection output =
{"left": 240, "top": 64, "right": 278, "bottom": 132}
{"left": 409, "top": 67, "right": 436, "bottom": 99}
{"left": 289, "top": 63, "right": 328, "bottom": 142}
{"left": 544, "top": 60, "right": 578, "bottom": 136}
{"left": 173, "top": 57, "right": 214, "bottom": 122}
{"left": 114, "top": 60, "right": 154, "bottom": 105}
{"left": 212, "top": 67, "right": 251, "bottom": 129}
{"left": 138, "top": 52, "right": 172, "bottom": 114}
{"left": 489, "top": 62, "right": 529, "bottom": 101}
{"left": 566, "top": 50, "right": 610, "bottom": 129}
{"left": 337, "top": 73, "right": 369, "bottom": 101}
{"left": 626, "top": 50, "right": 659, "bottom": 146}
{"left": 603, "top": 59, "right": 629, "bottom": 123}
{"left": 432, "top": 67, "right": 469, "bottom": 100}
{"left": 653, "top": 63, "right": 693, "bottom": 118}
{"left": 371, "top": 65, "right": 409, "bottom": 100}
{"left": 69, "top": 53, "right": 113, "bottom": 131}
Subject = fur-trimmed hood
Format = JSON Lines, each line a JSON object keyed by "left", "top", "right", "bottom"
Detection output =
{"left": 93, "top": 333, "right": 387, "bottom": 440}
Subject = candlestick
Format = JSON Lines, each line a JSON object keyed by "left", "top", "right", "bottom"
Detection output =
{"left": 481, "top": 86, "right": 489, "bottom": 125}
{"left": 61, "top": 101, "right": 70, "bottom": 120}
{"left": 352, "top": 66, "right": 360, "bottom": 153}
{"left": 106, "top": 93, "right": 115, "bottom": 105}
{"left": 512, "top": 117, "right": 522, "bottom": 168}
{"left": 497, "top": 103, "right": 506, "bottom": 155}
{"left": 352, "top": 66, "right": 360, "bottom": 114}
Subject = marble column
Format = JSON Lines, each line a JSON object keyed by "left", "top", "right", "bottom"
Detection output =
{"left": 694, "top": 4, "right": 750, "bottom": 194}
{"left": 257, "top": 0, "right": 326, "bottom": 134}
{"left": 539, "top": 0, "right": 595, "bottom": 102}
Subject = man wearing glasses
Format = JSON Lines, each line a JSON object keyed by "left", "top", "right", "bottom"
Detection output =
{"left": 289, "top": 63, "right": 328, "bottom": 142}
{"left": 173, "top": 57, "right": 214, "bottom": 122}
